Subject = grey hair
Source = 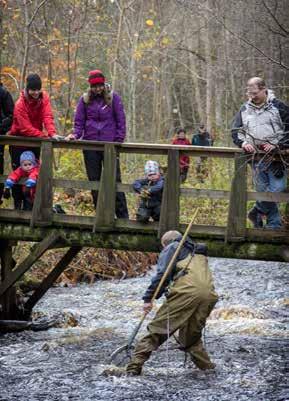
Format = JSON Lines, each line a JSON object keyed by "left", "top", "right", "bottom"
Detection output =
{"left": 247, "top": 76, "right": 266, "bottom": 89}
{"left": 161, "top": 230, "right": 182, "bottom": 246}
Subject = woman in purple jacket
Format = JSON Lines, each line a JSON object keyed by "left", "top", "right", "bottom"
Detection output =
{"left": 67, "top": 69, "right": 128, "bottom": 218}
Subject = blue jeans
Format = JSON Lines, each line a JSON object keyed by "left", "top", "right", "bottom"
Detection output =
{"left": 252, "top": 162, "right": 287, "bottom": 228}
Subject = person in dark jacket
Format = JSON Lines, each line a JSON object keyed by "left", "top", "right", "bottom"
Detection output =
{"left": 67, "top": 69, "right": 128, "bottom": 218}
{"left": 192, "top": 124, "right": 213, "bottom": 181}
{"left": 0, "top": 83, "right": 14, "bottom": 203}
{"left": 231, "top": 77, "right": 289, "bottom": 229}
{"left": 192, "top": 124, "right": 212, "bottom": 147}
{"left": 133, "top": 160, "right": 164, "bottom": 223}
{"left": 126, "top": 230, "right": 218, "bottom": 375}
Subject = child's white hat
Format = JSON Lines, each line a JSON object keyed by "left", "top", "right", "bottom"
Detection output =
{"left": 144, "top": 160, "right": 159, "bottom": 175}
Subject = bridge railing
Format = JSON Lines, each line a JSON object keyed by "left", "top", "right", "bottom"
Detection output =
{"left": 1, "top": 136, "right": 289, "bottom": 243}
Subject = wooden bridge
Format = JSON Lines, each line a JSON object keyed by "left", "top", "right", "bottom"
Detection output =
{"left": 0, "top": 136, "right": 289, "bottom": 320}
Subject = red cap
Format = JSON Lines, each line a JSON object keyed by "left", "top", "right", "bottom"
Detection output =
{"left": 88, "top": 70, "right": 105, "bottom": 85}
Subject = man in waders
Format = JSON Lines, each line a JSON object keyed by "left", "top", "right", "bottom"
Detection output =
{"left": 126, "top": 230, "right": 218, "bottom": 375}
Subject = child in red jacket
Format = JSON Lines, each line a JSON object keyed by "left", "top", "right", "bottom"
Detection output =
{"left": 4, "top": 151, "right": 39, "bottom": 210}
{"left": 171, "top": 128, "right": 191, "bottom": 182}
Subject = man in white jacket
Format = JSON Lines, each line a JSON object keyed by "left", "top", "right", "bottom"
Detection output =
{"left": 231, "top": 77, "right": 289, "bottom": 229}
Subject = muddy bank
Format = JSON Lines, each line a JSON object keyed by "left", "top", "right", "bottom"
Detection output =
{"left": 0, "top": 258, "right": 288, "bottom": 401}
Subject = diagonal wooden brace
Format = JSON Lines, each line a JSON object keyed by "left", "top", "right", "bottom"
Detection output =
{"left": 24, "top": 246, "right": 82, "bottom": 313}
{"left": 0, "top": 231, "right": 60, "bottom": 297}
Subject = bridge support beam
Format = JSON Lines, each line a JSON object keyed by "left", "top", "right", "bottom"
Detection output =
{"left": 24, "top": 246, "right": 82, "bottom": 318}
{"left": 0, "top": 232, "right": 59, "bottom": 299}
{"left": 0, "top": 241, "right": 19, "bottom": 320}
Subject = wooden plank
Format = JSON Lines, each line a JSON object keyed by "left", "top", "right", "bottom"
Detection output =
{"left": 93, "top": 143, "right": 117, "bottom": 231}
{"left": 180, "top": 188, "right": 231, "bottom": 199}
{"left": 179, "top": 223, "right": 225, "bottom": 237}
{"left": 53, "top": 178, "right": 100, "bottom": 190}
{"left": 0, "top": 231, "right": 59, "bottom": 297}
{"left": 158, "top": 149, "right": 180, "bottom": 237}
{"left": 30, "top": 141, "right": 53, "bottom": 227}
{"left": 0, "top": 136, "right": 42, "bottom": 147}
{"left": 24, "top": 246, "right": 82, "bottom": 314}
{"left": 53, "top": 214, "right": 159, "bottom": 232}
{"left": 247, "top": 191, "right": 289, "bottom": 202}
{"left": 5, "top": 173, "right": 288, "bottom": 202}
{"left": 0, "top": 241, "right": 18, "bottom": 319}
{"left": 36, "top": 176, "right": 289, "bottom": 202}
{"left": 0, "top": 208, "right": 31, "bottom": 223}
{"left": 226, "top": 153, "right": 247, "bottom": 242}
{"left": 2, "top": 136, "right": 289, "bottom": 160}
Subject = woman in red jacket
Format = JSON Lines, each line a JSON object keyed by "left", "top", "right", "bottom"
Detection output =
{"left": 9, "top": 74, "right": 56, "bottom": 209}
{"left": 171, "top": 128, "right": 191, "bottom": 182}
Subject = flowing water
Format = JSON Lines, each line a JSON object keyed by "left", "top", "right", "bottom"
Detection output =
{"left": 0, "top": 258, "right": 288, "bottom": 401}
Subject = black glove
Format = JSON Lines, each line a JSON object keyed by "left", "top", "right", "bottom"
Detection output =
{"left": 3, "top": 188, "right": 11, "bottom": 199}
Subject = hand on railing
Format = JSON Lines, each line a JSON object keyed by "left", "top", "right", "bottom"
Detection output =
{"left": 52, "top": 134, "right": 64, "bottom": 141}
{"left": 241, "top": 142, "right": 255, "bottom": 153}
{"left": 65, "top": 133, "right": 76, "bottom": 141}
{"left": 260, "top": 143, "right": 276, "bottom": 152}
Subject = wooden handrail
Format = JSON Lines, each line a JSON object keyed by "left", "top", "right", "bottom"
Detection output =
{"left": 0, "top": 136, "right": 289, "bottom": 239}
{"left": 0, "top": 135, "right": 272, "bottom": 157}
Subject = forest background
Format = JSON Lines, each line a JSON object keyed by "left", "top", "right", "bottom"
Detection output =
{"left": 1, "top": 0, "right": 289, "bottom": 283}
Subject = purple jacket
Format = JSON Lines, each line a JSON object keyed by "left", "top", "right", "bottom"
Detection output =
{"left": 73, "top": 92, "right": 126, "bottom": 142}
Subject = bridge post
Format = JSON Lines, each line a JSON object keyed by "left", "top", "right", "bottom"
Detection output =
{"left": 30, "top": 141, "right": 54, "bottom": 227}
{"left": 93, "top": 143, "right": 117, "bottom": 232}
{"left": 158, "top": 149, "right": 180, "bottom": 238}
{"left": 226, "top": 152, "right": 247, "bottom": 242}
{"left": 0, "top": 240, "right": 18, "bottom": 319}
{"left": 0, "top": 231, "right": 59, "bottom": 297}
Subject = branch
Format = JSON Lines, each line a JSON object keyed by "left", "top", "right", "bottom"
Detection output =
{"left": 0, "top": 72, "right": 19, "bottom": 91}
{"left": 261, "top": 0, "right": 289, "bottom": 37}
{"left": 28, "top": 0, "right": 50, "bottom": 27}
{"left": 174, "top": 0, "right": 289, "bottom": 71}
{"left": 174, "top": 46, "right": 207, "bottom": 63}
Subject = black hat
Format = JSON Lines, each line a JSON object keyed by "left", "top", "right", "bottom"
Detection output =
{"left": 26, "top": 74, "right": 42, "bottom": 91}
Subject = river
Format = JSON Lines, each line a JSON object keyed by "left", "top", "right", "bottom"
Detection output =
{"left": 0, "top": 257, "right": 288, "bottom": 401}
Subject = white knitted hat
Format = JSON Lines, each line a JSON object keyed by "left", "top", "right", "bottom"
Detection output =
{"left": 144, "top": 160, "right": 159, "bottom": 175}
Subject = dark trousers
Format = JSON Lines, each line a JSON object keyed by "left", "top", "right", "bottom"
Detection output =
{"left": 180, "top": 166, "right": 189, "bottom": 183}
{"left": 9, "top": 146, "right": 40, "bottom": 210}
{"left": 83, "top": 150, "right": 129, "bottom": 218}
{"left": 136, "top": 200, "right": 161, "bottom": 223}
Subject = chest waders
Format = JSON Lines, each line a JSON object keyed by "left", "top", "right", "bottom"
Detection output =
{"left": 110, "top": 208, "right": 199, "bottom": 367}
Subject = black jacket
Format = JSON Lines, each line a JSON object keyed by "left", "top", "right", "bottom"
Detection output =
{"left": 0, "top": 84, "right": 14, "bottom": 136}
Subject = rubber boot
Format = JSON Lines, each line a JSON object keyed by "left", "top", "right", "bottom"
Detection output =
{"left": 126, "top": 332, "right": 166, "bottom": 376}
{"left": 187, "top": 340, "right": 215, "bottom": 370}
